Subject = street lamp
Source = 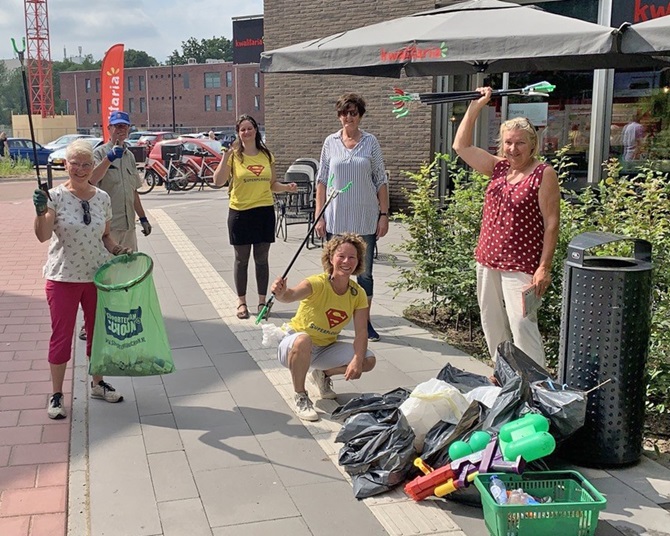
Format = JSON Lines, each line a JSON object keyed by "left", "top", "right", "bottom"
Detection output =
{"left": 170, "top": 61, "right": 176, "bottom": 131}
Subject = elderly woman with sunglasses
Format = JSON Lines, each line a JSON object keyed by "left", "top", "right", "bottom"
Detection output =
{"left": 453, "top": 87, "right": 560, "bottom": 368}
{"left": 33, "top": 139, "right": 131, "bottom": 420}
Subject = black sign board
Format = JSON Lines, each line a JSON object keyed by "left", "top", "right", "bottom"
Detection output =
{"left": 233, "top": 18, "right": 264, "bottom": 64}
{"left": 612, "top": 0, "right": 670, "bottom": 26}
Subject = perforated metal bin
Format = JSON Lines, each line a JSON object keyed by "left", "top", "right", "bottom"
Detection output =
{"left": 558, "top": 232, "right": 652, "bottom": 466}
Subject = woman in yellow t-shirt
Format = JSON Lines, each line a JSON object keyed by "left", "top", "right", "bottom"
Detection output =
{"left": 213, "top": 115, "right": 296, "bottom": 319}
{"left": 271, "top": 234, "right": 377, "bottom": 422}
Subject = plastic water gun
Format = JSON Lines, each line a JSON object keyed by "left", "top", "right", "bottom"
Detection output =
{"left": 404, "top": 432, "right": 524, "bottom": 501}
{"left": 404, "top": 415, "right": 556, "bottom": 501}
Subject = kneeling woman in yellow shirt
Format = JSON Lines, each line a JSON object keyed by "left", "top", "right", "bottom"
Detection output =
{"left": 213, "top": 114, "right": 296, "bottom": 319}
{"left": 271, "top": 233, "right": 377, "bottom": 422}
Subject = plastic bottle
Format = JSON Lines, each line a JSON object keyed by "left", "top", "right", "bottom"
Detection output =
{"left": 489, "top": 475, "right": 508, "bottom": 505}
{"left": 507, "top": 488, "right": 540, "bottom": 505}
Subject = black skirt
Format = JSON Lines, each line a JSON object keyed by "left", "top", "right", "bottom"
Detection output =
{"left": 228, "top": 205, "right": 276, "bottom": 246}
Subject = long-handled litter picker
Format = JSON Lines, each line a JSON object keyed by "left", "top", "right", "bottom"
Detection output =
{"left": 390, "top": 81, "right": 556, "bottom": 118}
{"left": 11, "top": 37, "right": 49, "bottom": 198}
{"left": 255, "top": 176, "right": 353, "bottom": 324}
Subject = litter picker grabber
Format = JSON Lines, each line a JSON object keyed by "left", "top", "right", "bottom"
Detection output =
{"left": 255, "top": 176, "right": 353, "bottom": 324}
{"left": 390, "top": 81, "right": 556, "bottom": 118}
{"left": 11, "top": 37, "right": 49, "bottom": 198}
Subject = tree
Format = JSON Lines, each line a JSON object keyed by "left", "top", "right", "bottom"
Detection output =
{"left": 125, "top": 49, "right": 159, "bottom": 68}
{"left": 168, "top": 37, "right": 233, "bottom": 65}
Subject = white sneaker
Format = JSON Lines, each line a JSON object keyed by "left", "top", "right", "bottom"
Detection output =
{"left": 293, "top": 392, "right": 318, "bottom": 421}
{"left": 47, "top": 392, "right": 67, "bottom": 420}
{"left": 90, "top": 380, "right": 124, "bottom": 403}
{"left": 309, "top": 369, "right": 337, "bottom": 400}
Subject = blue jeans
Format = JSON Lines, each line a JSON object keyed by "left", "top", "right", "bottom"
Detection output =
{"left": 327, "top": 233, "right": 375, "bottom": 298}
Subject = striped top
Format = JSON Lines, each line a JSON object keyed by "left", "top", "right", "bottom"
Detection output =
{"left": 316, "top": 130, "right": 387, "bottom": 235}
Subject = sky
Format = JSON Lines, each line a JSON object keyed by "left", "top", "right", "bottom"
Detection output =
{"left": 0, "top": 0, "right": 263, "bottom": 64}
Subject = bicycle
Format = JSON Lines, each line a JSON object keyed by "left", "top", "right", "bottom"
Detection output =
{"left": 140, "top": 145, "right": 193, "bottom": 194}
{"left": 180, "top": 149, "right": 225, "bottom": 191}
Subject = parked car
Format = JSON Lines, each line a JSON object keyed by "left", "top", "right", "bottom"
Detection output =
{"left": 48, "top": 137, "right": 103, "bottom": 169}
{"left": 44, "top": 133, "right": 93, "bottom": 151}
{"left": 127, "top": 131, "right": 153, "bottom": 147}
{"left": 7, "top": 138, "right": 53, "bottom": 166}
{"left": 144, "top": 138, "right": 223, "bottom": 188}
{"left": 136, "top": 132, "right": 179, "bottom": 152}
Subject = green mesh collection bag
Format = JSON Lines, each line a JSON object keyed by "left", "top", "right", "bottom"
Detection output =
{"left": 90, "top": 252, "right": 175, "bottom": 376}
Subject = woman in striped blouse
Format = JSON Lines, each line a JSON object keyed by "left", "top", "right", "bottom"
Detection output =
{"left": 314, "top": 93, "right": 389, "bottom": 342}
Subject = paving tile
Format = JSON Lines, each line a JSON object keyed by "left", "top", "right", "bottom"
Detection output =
{"left": 0, "top": 425, "right": 42, "bottom": 445}
{"left": 162, "top": 366, "right": 227, "bottom": 398}
{"left": 140, "top": 413, "right": 184, "bottom": 454}
{"left": 135, "top": 383, "right": 172, "bottom": 417}
{"left": 30, "top": 512, "right": 66, "bottom": 536}
{"left": 350, "top": 359, "right": 417, "bottom": 393}
{"left": 0, "top": 485, "right": 66, "bottom": 516}
{"left": 36, "top": 462, "right": 68, "bottom": 487}
{"left": 25, "top": 380, "right": 71, "bottom": 395}
{"left": 0, "top": 410, "right": 20, "bottom": 427}
{"left": 158, "top": 498, "right": 213, "bottom": 536}
{"left": 259, "top": 435, "right": 344, "bottom": 487}
{"left": 171, "top": 346, "right": 214, "bottom": 370}
{"left": 41, "top": 423, "right": 70, "bottom": 443}
{"left": 608, "top": 455, "right": 670, "bottom": 505}
{"left": 0, "top": 360, "right": 31, "bottom": 372}
{"left": 6, "top": 370, "right": 51, "bottom": 383}
{"left": 194, "top": 464, "right": 299, "bottom": 527}
{"left": 17, "top": 409, "right": 69, "bottom": 427}
{"left": 212, "top": 517, "right": 312, "bottom": 536}
{"left": 8, "top": 440, "right": 68, "bottom": 466}
{"left": 181, "top": 303, "right": 220, "bottom": 322}
{"left": 0, "top": 464, "right": 37, "bottom": 489}
{"left": 0, "top": 394, "right": 46, "bottom": 411}
{"left": 89, "top": 434, "right": 161, "bottom": 536}
{"left": 287, "top": 480, "right": 388, "bottom": 536}
{"left": 0, "top": 516, "right": 30, "bottom": 536}
{"left": 237, "top": 403, "right": 313, "bottom": 444}
{"left": 148, "top": 450, "right": 198, "bottom": 503}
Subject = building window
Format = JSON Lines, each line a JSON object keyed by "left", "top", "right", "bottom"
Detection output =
{"left": 254, "top": 72, "right": 260, "bottom": 88}
{"left": 86, "top": 99, "right": 91, "bottom": 114}
{"left": 254, "top": 95, "right": 261, "bottom": 111}
{"left": 139, "top": 75, "right": 145, "bottom": 91}
{"left": 128, "top": 76, "right": 134, "bottom": 91}
{"left": 226, "top": 94, "right": 233, "bottom": 111}
{"left": 95, "top": 78, "right": 100, "bottom": 93}
{"left": 183, "top": 73, "right": 189, "bottom": 89}
{"left": 140, "top": 97, "right": 146, "bottom": 113}
{"left": 129, "top": 98, "right": 135, "bottom": 113}
{"left": 96, "top": 99, "right": 101, "bottom": 114}
{"left": 205, "top": 95, "right": 211, "bottom": 111}
{"left": 204, "top": 72, "right": 220, "bottom": 88}
{"left": 215, "top": 95, "right": 222, "bottom": 111}
{"left": 225, "top": 71, "right": 233, "bottom": 87}
{"left": 85, "top": 79, "right": 91, "bottom": 93}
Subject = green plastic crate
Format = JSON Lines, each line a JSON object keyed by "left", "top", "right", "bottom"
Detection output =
{"left": 474, "top": 471, "right": 607, "bottom": 536}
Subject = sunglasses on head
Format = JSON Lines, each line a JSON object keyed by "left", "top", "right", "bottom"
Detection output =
{"left": 81, "top": 200, "right": 91, "bottom": 225}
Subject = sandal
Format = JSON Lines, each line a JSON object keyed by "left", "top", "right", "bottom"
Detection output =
{"left": 236, "top": 303, "right": 249, "bottom": 319}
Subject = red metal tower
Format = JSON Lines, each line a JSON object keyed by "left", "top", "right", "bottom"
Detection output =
{"left": 24, "top": 0, "right": 54, "bottom": 117}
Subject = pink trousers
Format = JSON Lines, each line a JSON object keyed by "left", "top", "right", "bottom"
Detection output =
{"left": 45, "top": 280, "right": 97, "bottom": 364}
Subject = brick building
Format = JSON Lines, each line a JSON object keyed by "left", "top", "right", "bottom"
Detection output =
{"left": 59, "top": 61, "right": 264, "bottom": 134}
{"left": 263, "top": 0, "right": 437, "bottom": 211}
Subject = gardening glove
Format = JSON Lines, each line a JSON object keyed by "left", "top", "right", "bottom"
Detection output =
{"left": 33, "top": 188, "right": 48, "bottom": 216}
{"left": 107, "top": 145, "right": 124, "bottom": 162}
{"left": 139, "top": 216, "right": 152, "bottom": 236}
{"left": 112, "top": 245, "right": 133, "bottom": 256}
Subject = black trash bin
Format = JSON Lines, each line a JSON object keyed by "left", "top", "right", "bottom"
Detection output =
{"left": 558, "top": 232, "right": 652, "bottom": 466}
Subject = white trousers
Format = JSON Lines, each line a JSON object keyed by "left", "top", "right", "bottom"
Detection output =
{"left": 476, "top": 263, "right": 546, "bottom": 367}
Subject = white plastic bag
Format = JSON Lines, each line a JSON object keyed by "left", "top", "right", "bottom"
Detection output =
{"left": 465, "top": 385, "right": 502, "bottom": 408}
{"left": 261, "top": 323, "right": 287, "bottom": 347}
{"left": 399, "top": 378, "right": 469, "bottom": 452}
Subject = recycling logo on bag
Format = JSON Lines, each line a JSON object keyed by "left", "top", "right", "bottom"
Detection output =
{"left": 325, "top": 308, "right": 348, "bottom": 328}
{"left": 104, "top": 307, "right": 144, "bottom": 341}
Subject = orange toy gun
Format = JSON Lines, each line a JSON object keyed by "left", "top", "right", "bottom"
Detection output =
{"left": 404, "top": 438, "right": 524, "bottom": 501}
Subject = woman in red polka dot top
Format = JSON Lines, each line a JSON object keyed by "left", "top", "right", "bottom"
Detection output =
{"left": 453, "top": 87, "right": 560, "bottom": 367}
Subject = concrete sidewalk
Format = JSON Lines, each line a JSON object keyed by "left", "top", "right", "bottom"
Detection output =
{"left": 1, "top": 180, "right": 669, "bottom": 535}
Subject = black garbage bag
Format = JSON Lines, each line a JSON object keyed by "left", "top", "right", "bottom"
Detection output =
{"left": 420, "top": 401, "right": 487, "bottom": 470}
{"left": 436, "top": 363, "right": 492, "bottom": 393}
{"left": 336, "top": 408, "right": 416, "bottom": 499}
{"left": 331, "top": 388, "right": 410, "bottom": 423}
{"left": 494, "top": 341, "right": 586, "bottom": 441}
